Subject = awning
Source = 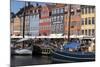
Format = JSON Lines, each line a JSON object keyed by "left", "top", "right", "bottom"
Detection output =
{"left": 63, "top": 42, "right": 80, "bottom": 49}
{"left": 49, "top": 33, "right": 63, "bottom": 38}
{"left": 16, "top": 38, "right": 31, "bottom": 43}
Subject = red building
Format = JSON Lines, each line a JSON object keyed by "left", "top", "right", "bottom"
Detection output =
{"left": 39, "top": 6, "right": 51, "bottom": 36}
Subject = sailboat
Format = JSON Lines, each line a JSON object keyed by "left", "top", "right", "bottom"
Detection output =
{"left": 51, "top": 40, "right": 95, "bottom": 63}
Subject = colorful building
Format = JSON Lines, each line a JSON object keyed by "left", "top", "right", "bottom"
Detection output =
{"left": 51, "top": 4, "right": 65, "bottom": 34}
{"left": 64, "top": 4, "right": 81, "bottom": 36}
{"left": 29, "top": 7, "right": 40, "bottom": 36}
{"left": 11, "top": 3, "right": 96, "bottom": 37}
{"left": 10, "top": 16, "right": 21, "bottom": 36}
{"left": 18, "top": 4, "right": 40, "bottom": 36}
{"left": 81, "top": 5, "right": 95, "bottom": 36}
{"left": 39, "top": 6, "right": 51, "bottom": 36}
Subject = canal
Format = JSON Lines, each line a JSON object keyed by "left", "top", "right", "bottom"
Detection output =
{"left": 11, "top": 55, "right": 53, "bottom": 67}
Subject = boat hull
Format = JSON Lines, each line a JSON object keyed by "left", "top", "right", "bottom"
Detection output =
{"left": 51, "top": 50, "right": 95, "bottom": 63}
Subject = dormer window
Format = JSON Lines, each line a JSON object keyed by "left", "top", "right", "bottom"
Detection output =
{"left": 65, "top": 11, "right": 68, "bottom": 14}
{"left": 77, "top": 8, "right": 81, "bottom": 12}
{"left": 71, "top": 9, "right": 74, "bottom": 15}
{"left": 30, "top": 10, "right": 33, "bottom": 14}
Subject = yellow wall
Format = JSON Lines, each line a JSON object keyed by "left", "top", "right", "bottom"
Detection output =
{"left": 81, "top": 12, "right": 95, "bottom": 36}
{"left": 81, "top": 13, "right": 95, "bottom": 18}
{"left": 81, "top": 25, "right": 95, "bottom": 29}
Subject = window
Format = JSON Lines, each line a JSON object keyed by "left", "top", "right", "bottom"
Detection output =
{"left": 52, "top": 10, "right": 54, "bottom": 15}
{"left": 85, "top": 30, "right": 87, "bottom": 35}
{"left": 52, "top": 9, "right": 56, "bottom": 14}
{"left": 82, "top": 30, "right": 84, "bottom": 35}
{"left": 48, "top": 18, "right": 51, "bottom": 22}
{"left": 57, "top": 16, "right": 60, "bottom": 21}
{"left": 85, "top": 18, "right": 87, "bottom": 25}
{"left": 54, "top": 16, "right": 56, "bottom": 21}
{"left": 81, "top": 18, "right": 84, "bottom": 25}
{"left": 88, "top": 7, "right": 91, "bottom": 13}
{"left": 33, "top": 10, "right": 34, "bottom": 13}
{"left": 88, "top": 17, "right": 91, "bottom": 24}
{"left": 56, "top": 8, "right": 59, "bottom": 14}
{"left": 61, "top": 16, "right": 63, "bottom": 20}
{"left": 60, "top": 8, "right": 64, "bottom": 13}
{"left": 92, "top": 29, "right": 95, "bottom": 35}
{"left": 60, "top": 24, "right": 63, "bottom": 30}
{"left": 85, "top": 7, "right": 87, "bottom": 14}
{"left": 92, "top": 7, "right": 95, "bottom": 13}
{"left": 54, "top": 9, "right": 56, "bottom": 14}
{"left": 36, "top": 9, "right": 38, "bottom": 13}
{"left": 88, "top": 29, "right": 91, "bottom": 36}
{"left": 30, "top": 10, "right": 33, "bottom": 14}
{"left": 92, "top": 17, "right": 95, "bottom": 24}
{"left": 81, "top": 8, "right": 84, "bottom": 14}
{"left": 51, "top": 17, "right": 53, "bottom": 21}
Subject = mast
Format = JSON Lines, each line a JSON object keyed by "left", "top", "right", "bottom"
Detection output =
{"left": 23, "top": 2, "right": 26, "bottom": 38}
{"left": 68, "top": 4, "right": 71, "bottom": 42}
{"left": 22, "top": 2, "right": 26, "bottom": 48}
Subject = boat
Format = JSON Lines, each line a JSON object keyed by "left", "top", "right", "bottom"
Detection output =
{"left": 11, "top": 38, "right": 33, "bottom": 55}
{"left": 11, "top": 38, "right": 51, "bottom": 55}
{"left": 51, "top": 50, "right": 95, "bottom": 63}
{"left": 14, "top": 47, "right": 32, "bottom": 55}
{"left": 51, "top": 38, "right": 95, "bottom": 63}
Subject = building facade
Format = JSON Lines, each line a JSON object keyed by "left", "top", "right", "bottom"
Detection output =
{"left": 11, "top": 3, "right": 95, "bottom": 37}
{"left": 19, "top": 5, "right": 40, "bottom": 36}
{"left": 11, "top": 16, "right": 21, "bottom": 36}
{"left": 64, "top": 4, "right": 81, "bottom": 36}
{"left": 51, "top": 4, "right": 65, "bottom": 34}
{"left": 29, "top": 7, "right": 40, "bottom": 36}
{"left": 81, "top": 5, "right": 95, "bottom": 36}
{"left": 39, "top": 6, "right": 51, "bottom": 36}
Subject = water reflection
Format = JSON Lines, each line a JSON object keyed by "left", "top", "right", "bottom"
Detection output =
{"left": 11, "top": 55, "right": 52, "bottom": 67}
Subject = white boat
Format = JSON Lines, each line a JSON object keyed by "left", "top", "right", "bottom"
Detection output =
{"left": 11, "top": 38, "right": 33, "bottom": 55}
{"left": 15, "top": 48, "right": 32, "bottom": 55}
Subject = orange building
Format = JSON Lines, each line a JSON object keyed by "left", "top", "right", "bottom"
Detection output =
{"left": 64, "top": 4, "right": 81, "bottom": 35}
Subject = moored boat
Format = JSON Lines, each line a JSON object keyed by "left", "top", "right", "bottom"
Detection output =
{"left": 51, "top": 50, "right": 95, "bottom": 63}
{"left": 51, "top": 38, "right": 95, "bottom": 63}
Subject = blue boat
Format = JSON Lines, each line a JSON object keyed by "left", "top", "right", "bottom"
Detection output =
{"left": 51, "top": 41, "right": 95, "bottom": 63}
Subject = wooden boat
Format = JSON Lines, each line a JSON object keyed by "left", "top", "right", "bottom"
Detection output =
{"left": 51, "top": 40, "right": 95, "bottom": 63}
{"left": 51, "top": 50, "right": 95, "bottom": 63}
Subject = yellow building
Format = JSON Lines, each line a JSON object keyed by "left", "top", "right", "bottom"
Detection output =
{"left": 10, "top": 16, "right": 21, "bottom": 36}
{"left": 81, "top": 5, "right": 95, "bottom": 36}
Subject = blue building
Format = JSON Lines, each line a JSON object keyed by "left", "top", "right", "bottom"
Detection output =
{"left": 19, "top": 6, "right": 40, "bottom": 36}
{"left": 29, "top": 14, "right": 39, "bottom": 36}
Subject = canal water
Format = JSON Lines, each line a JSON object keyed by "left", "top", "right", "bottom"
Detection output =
{"left": 11, "top": 55, "right": 53, "bottom": 67}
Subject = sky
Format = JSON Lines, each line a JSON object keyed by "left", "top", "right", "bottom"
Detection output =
{"left": 11, "top": 0, "right": 49, "bottom": 14}
{"left": 11, "top": 0, "right": 25, "bottom": 13}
